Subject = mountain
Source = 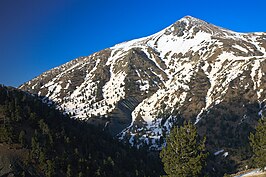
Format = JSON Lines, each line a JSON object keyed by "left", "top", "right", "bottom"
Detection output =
{"left": 20, "top": 16, "right": 266, "bottom": 174}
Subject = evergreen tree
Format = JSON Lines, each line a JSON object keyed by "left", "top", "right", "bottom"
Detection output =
{"left": 67, "top": 164, "right": 73, "bottom": 177}
{"left": 39, "top": 151, "right": 47, "bottom": 168}
{"left": 160, "top": 121, "right": 207, "bottom": 177}
{"left": 249, "top": 117, "right": 266, "bottom": 171}
{"left": 19, "top": 130, "right": 26, "bottom": 146}
{"left": 46, "top": 160, "right": 55, "bottom": 177}
{"left": 0, "top": 126, "right": 11, "bottom": 142}
{"left": 78, "top": 171, "right": 84, "bottom": 177}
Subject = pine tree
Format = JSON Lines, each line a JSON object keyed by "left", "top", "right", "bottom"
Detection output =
{"left": 66, "top": 164, "right": 72, "bottom": 177}
{"left": 0, "top": 126, "right": 10, "bottom": 142}
{"left": 249, "top": 117, "right": 266, "bottom": 171}
{"left": 78, "top": 171, "right": 84, "bottom": 177}
{"left": 46, "top": 160, "right": 55, "bottom": 177}
{"left": 39, "top": 151, "right": 46, "bottom": 168}
{"left": 160, "top": 121, "right": 207, "bottom": 177}
{"left": 19, "top": 130, "right": 26, "bottom": 146}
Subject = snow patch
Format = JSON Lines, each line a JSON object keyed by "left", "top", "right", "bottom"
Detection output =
{"left": 214, "top": 149, "right": 224, "bottom": 155}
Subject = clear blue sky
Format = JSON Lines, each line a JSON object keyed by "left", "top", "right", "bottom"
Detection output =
{"left": 1, "top": 0, "right": 266, "bottom": 87}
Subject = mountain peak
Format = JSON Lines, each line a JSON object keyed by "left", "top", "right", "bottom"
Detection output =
{"left": 164, "top": 15, "right": 214, "bottom": 37}
{"left": 169, "top": 15, "right": 235, "bottom": 37}
{"left": 176, "top": 15, "right": 213, "bottom": 26}
{"left": 182, "top": 15, "right": 202, "bottom": 21}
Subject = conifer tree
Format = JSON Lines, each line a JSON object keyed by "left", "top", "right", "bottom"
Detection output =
{"left": 46, "top": 160, "right": 55, "bottom": 177}
{"left": 78, "top": 171, "right": 84, "bottom": 177}
{"left": 249, "top": 117, "right": 266, "bottom": 171}
{"left": 67, "top": 164, "right": 73, "bottom": 177}
{"left": 19, "top": 130, "right": 26, "bottom": 146}
{"left": 160, "top": 121, "right": 207, "bottom": 177}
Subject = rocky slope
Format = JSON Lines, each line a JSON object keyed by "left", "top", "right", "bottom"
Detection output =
{"left": 20, "top": 16, "right": 266, "bottom": 164}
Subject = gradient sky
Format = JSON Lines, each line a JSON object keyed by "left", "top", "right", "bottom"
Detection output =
{"left": 1, "top": 0, "right": 266, "bottom": 87}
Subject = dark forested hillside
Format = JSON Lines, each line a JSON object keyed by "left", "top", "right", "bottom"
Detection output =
{"left": 0, "top": 85, "right": 163, "bottom": 177}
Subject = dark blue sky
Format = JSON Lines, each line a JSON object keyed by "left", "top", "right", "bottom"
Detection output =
{"left": 1, "top": 0, "right": 266, "bottom": 87}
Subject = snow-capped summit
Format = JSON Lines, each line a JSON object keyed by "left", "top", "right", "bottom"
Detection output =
{"left": 20, "top": 16, "right": 266, "bottom": 155}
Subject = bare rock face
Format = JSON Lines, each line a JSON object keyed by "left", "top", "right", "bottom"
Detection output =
{"left": 20, "top": 16, "right": 266, "bottom": 164}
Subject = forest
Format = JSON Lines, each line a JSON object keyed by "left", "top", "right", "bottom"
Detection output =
{"left": 0, "top": 85, "right": 265, "bottom": 177}
{"left": 0, "top": 85, "right": 163, "bottom": 177}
